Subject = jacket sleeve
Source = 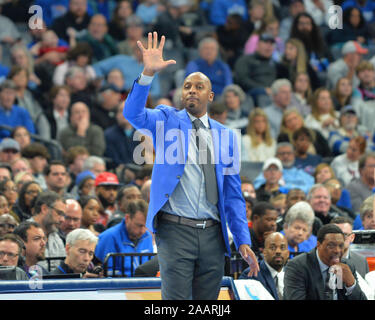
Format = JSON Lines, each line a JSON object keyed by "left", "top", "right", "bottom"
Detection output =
{"left": 283, "top": 258, "right": 308, "bottom": 300}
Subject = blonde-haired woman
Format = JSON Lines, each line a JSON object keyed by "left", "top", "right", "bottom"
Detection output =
{"left": 241, "top": 108, "right": 276, "bottom": 161}
{"left": 305, "top": 88, "right": 339, "bottom": 139}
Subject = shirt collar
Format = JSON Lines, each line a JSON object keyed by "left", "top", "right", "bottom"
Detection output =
{"left": 187, "top": 111, "right": 210, "bottom": 129}
{"left": 53, "top": 109, "right": 68, "bottom": 119}
{"left": 316, "top": 249, "right": 330, "bottom": 273}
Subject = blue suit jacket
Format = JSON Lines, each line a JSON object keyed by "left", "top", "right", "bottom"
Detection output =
{"left": 123, "top": 80, "right": 251, "bottom": 255}
{"left": 239, "top": 260, "right": 279, "bottom": 300}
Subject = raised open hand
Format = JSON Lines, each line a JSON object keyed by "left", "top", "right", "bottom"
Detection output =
{"left": 137, "top": 31, "right": 176, "bottom": 77}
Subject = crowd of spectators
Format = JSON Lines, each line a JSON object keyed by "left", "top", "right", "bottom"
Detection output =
{"left": 1, "top": 0, "right": 375, "bottom": 299}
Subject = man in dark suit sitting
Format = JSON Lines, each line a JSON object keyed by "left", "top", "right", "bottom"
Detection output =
{"left": 284, "top": 224, "right": 367, "bottom": 300}
{"left": 331, "top": 216, "right": 369, "bottom": 278}
{"left": 239, "top": 232, "right": 289, "bottom": 300}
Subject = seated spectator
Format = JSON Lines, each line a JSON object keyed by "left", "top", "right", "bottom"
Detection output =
{"left": 245, "top": 17, "right": 284, "bottom": 63}
{"left": 276, "top": 38, "right": 320, "bottom": 90}
{"left": 359, "top": 195, "right": 375, "bottom": 230}
{"left": 95, "top": 199, "right": 154, "bottom": 276}
{"left": 241, "top": 108, "right": 276, "bottom": 162}
{"left": 282, "top": 201, "right": 317, "bottom": 257}
{"left": 58, "top": 102, "right": 106, "bottom": 157}
{"left": 43, "top": 161, "right": 70, "bottom": 199}
{"left": 0, "top": 139, "right": 21, "bottom": 165}
{"left": 8, "top": 66, "right": 51, "bottom": 140}
{"left": 104, "top": 102, "right": 144, "bottom": 168}
{"left": 356, "top": 60, "right": 375, "bottom": 101}
{"left": 13, "top": 221, "right": 48, "bottom": 277}
{"left": 331, "top": 76, "right": 363, "bottom": 112}
{"left": 73, "top": 170, "right": 96, "bottom": 199}
{"left": 95, "top": 172, "right": 120, "bottom": 227}
{"left": 45, "top": 85, "right": 71, "bottom": 140}
{"left": 0, "top": 195, "right": 10, "bottom": 216}
{"left": 117, "top": 15, "right": 147, "bottom": 56}
{"left": 241, "top": 177, "right": 257, "bottom": 200}
{"left": 12, "top": 181, "right": 42, "bottom": 222}
{"left": 52, "top": 43, "right": 96, "bottom": 86}
{"left": 10, "top": 126, "right": 31, "bottom": 152}
{"left": 239, "top": 232, "right": 289, "bottom": 300}
{"left": 327, "top": 7, "right": 370, "bottom": 47}
{"left": 105, "top": 68, "right": 128, "bottom": 99}
{"left": 78, "top": 195, "right": 102, "bottom": 236}
{"left": 270, "top": 193, "right": 287, "bottom": 217}
{"left": 208, "top": 101, "right": 227, "bottom": 125}
{"left": 10, "top": 44, "right": 41, "bottom": 91}
{"left": 248, "top": 201, "right": 278, "bottom": 261}
{"left": 279, "top": 0, "right": 305, "bottom": 42}
{"left": 91, "top": 84, "right": 122, "bottom": 130}
{"left": 331, "top": 216, "right": 370, "bottom": 278}
{"left": 328, "top": 105, "right": 371, "bottom": 156}
{"left": 76, "top": 14, "right": 118, "bottom": 63}
{"left": 278, "top": 109, "right": 331, "bottom": 157}
{"left": 216, "top": 13, "right": 250, "bottom": 68}
{"left": 290, "top": 72, "right": 312, "bottom": 118}
{"left": 314, "top": 163, "right": 336, "bottom": 185}
{"left": 0, "top": 164, "right": 12, "bottom": 182}
{"left": 64, "top": 66, "right": 96, "bottom": 107}
{"left": 234, "top": 33, "right": 277, "bottom": 107}
{"left": 264, "top": 79, "right": 295, "bottom": 138}
{"left": 209, "top": 0, "right": 248, "bottom": 26}
{"left": 108, "top": 0, "right": 134, "bottom": 42}
{"left": 185, "top": 37, "right": 233, "bottom": 97}
{"left": 341, "top": 0, "right": 375, "bottom": 24}
{"left": 346, "top": 152, "right": 375, "bottom": 212}
{"left": 58, "top": 199, "right": 82, "bottom": 243}
{"left": 29, "top": 191, "right": 67, "bottom": 270}
{"left": 290, "top": 12, "right": 332, "bottom": 74}
{"left": 30, "top": 30, "right": 70, "bottom": 66}
{"left": 305, "top": 88, "right": 339, "bottom": 140}
{"left": 10, "top": 158, "right": 32, "bottom": 177}
{"left": 327, "top": 40, "right": 367, "bottom": 89}
{"left": 50, "top": 228, "right": 101, "bottom": 278}
{"left": 65, "top": 146, "right": 90, "bottom": 192}
{"left": 325, "top": 179, "right": 355, "bottom": 220}
{"left": 283, "top": 224, "right": 367, "bottom": 300}
{"left": 330, "top": 136, "right": 366, "bottom": 187}
{"left": 292, "top": 127, "right": 322, "bottom": 176}
{"left": 255, "top": 158, "right": 285, "bottom": 203}
{"left": 51, "top": 0, "right": 91, "bottom": 42}
{"left": 14, "top": 171, "right": 35, "bottom": 192}
{"left": 21, "top": 143, "right": 50, "bottom": 190}
{"left": 83, "top": 156, "right": 106, "bottom": 177}
{"left": 0, "top": 234, "right": 24, "bottom": 268}
{"left": 222, "top": 84, "right": 249, "bottom": 134}
{"left": 0, "top": 214, "right": 18, "bottom": 237}
{"left": 254, "top": 142, "right": 315, "bottom": 194}
{"left": 0, "top": 178, "right": 19, "bottom": 223}
{"left": 308, "top": 184, "right": 350, "bottom": 227}
{"left": 0, "top": 80, "right": 35, "bottom": 140}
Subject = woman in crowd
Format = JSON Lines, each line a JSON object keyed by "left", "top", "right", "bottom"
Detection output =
{"left": 11, "top": 126, "right": 31, "bottom": 150}
{"left": 78, "top": 195, "right": 103, "bottom": 236}
{"left": 331, "top": 76, "right": 362, "bottom": 111}
{"left": 241, "top": 108, "right": 276, "bottom": 162}
{"left": 0, "top": 194, "right": 9, "bottom": 216}
{"left": 305, "top": 88, "right": 339, "bottom": 140}
{"left": 12, "top": 181, "right": 42, "bottom": 222}
{"left": 108, "top": 0, "right": 134, "bottom": 41}
{"left": 8, "top": 66, "right": 51, "bottom": 140}
{"left": 278, "top": 108, "right": 332, "bottom": 157}
{"left": 290, "top": 72, "right": 312, "bottom": 117}
{"left": 0, "top": 179, "right": 19, "bottom": 223}
{"left": 330, "top": 136, "right": 366, "bottom": 187}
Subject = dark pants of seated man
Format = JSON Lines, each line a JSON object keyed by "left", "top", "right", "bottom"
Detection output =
{"left": 155, "top": 216, "right": 226, "bottom": 300}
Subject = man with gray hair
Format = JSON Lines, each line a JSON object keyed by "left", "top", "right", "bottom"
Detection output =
{"left": 282, "top": 201, "right": 317, "bottom": 257}
{"left": 185, "top": 37, "right": 233, "bottom": 96}
{"left": 83, "top": 156, "right": 106, "bottom": 177}
{"left": 359, "top": 195, "right": 375, "bottom": 230}
{"left": 50, "top": 228, "right": 100, "bottom": 277}
{"left": 264, "top": 79, "right": 295, "bottom": 138}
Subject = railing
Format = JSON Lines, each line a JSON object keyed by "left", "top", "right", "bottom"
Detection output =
{"left": 103, "top": 253, "right": 157, "bottom": 277}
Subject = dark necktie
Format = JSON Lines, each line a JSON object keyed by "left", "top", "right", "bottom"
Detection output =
{"left": 324, "top": 268, "right": 335, "bottom": 300}
{"left": 274, "top": 274, "right": 283, "bottom": 300}
{"left": 193, "top": 118, "right": 218, "bottom": 205}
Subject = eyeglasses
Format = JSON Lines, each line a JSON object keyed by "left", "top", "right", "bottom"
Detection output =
{"left": 343, "top": 232, "right": 353, "bottom": 239}
{"left": 0, "top": 223, "right": 16, "bottom": 229}
{"left": 48, "top": 205, "right": 66, "bottom": 218}
{"left": 1, "top": 149, "right": 18, "bottom": 154}
{"left": 4, "top": 187, "right": 17, "bottom": 192}
{"left": 277, "top": 151, "right": 293, "bottom": 156}
{"left": 0, "top": 251, "right": 18, "bottom": 259}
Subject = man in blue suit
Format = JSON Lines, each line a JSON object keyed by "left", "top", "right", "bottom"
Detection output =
{"left": 123, "top": 32, "right": 259, "bottom": 300}
{"left": 239, "top": 232, "right": 289, "bottom": 300}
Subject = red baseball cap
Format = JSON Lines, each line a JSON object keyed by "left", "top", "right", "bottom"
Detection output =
{"left": 95, "top": 172, "right": 120, "bottom": 187}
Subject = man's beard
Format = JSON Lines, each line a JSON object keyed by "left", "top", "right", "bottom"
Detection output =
{"left": 98, "top": 193, "right": 114, "bottom": 208}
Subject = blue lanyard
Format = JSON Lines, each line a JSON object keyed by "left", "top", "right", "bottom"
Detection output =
{"left": 58, "top": 265, "right": 66, "bottom": 274}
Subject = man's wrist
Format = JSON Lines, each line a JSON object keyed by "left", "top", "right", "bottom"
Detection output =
{"left": 138, "top": 73, "right": 154, "bottom": 86}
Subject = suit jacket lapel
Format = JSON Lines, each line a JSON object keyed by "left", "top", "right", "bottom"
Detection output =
{"left": 176, "top": 109, "right": 192, "bottom": 164}
{"left": 208, "top": 118, "right": 224, "bottom": 198}
{"left": 260, "top": 261, "right": 279, "bottom": 300}
{"left": 307, "top": 249, "right": 326, "bottom": 300}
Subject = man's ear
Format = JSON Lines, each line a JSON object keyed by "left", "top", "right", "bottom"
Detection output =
{"left": 65, "top": 244, "right": 70, "bottom": 256}
{"left": 209, "top": 91, "right": 214, "bottom": 102}
{"left": 350, "top": 233, "right": 355, "bottom": 244}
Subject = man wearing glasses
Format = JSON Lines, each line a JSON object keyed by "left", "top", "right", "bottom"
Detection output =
{"left": 58, "top": 199, "right": 82, "bottom": 244}
{"left": 29, "top": 191, "right": 66, "bottom": 270}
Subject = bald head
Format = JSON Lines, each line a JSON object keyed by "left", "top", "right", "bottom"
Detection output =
{"left": 60, "top": 199, "right": 82, "bottom": 235}
{"left": 181, "top": 72, "right": 214, "bottom": 118}
{"left": 263, "top": 232, "right": 289, "bottom": 272}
